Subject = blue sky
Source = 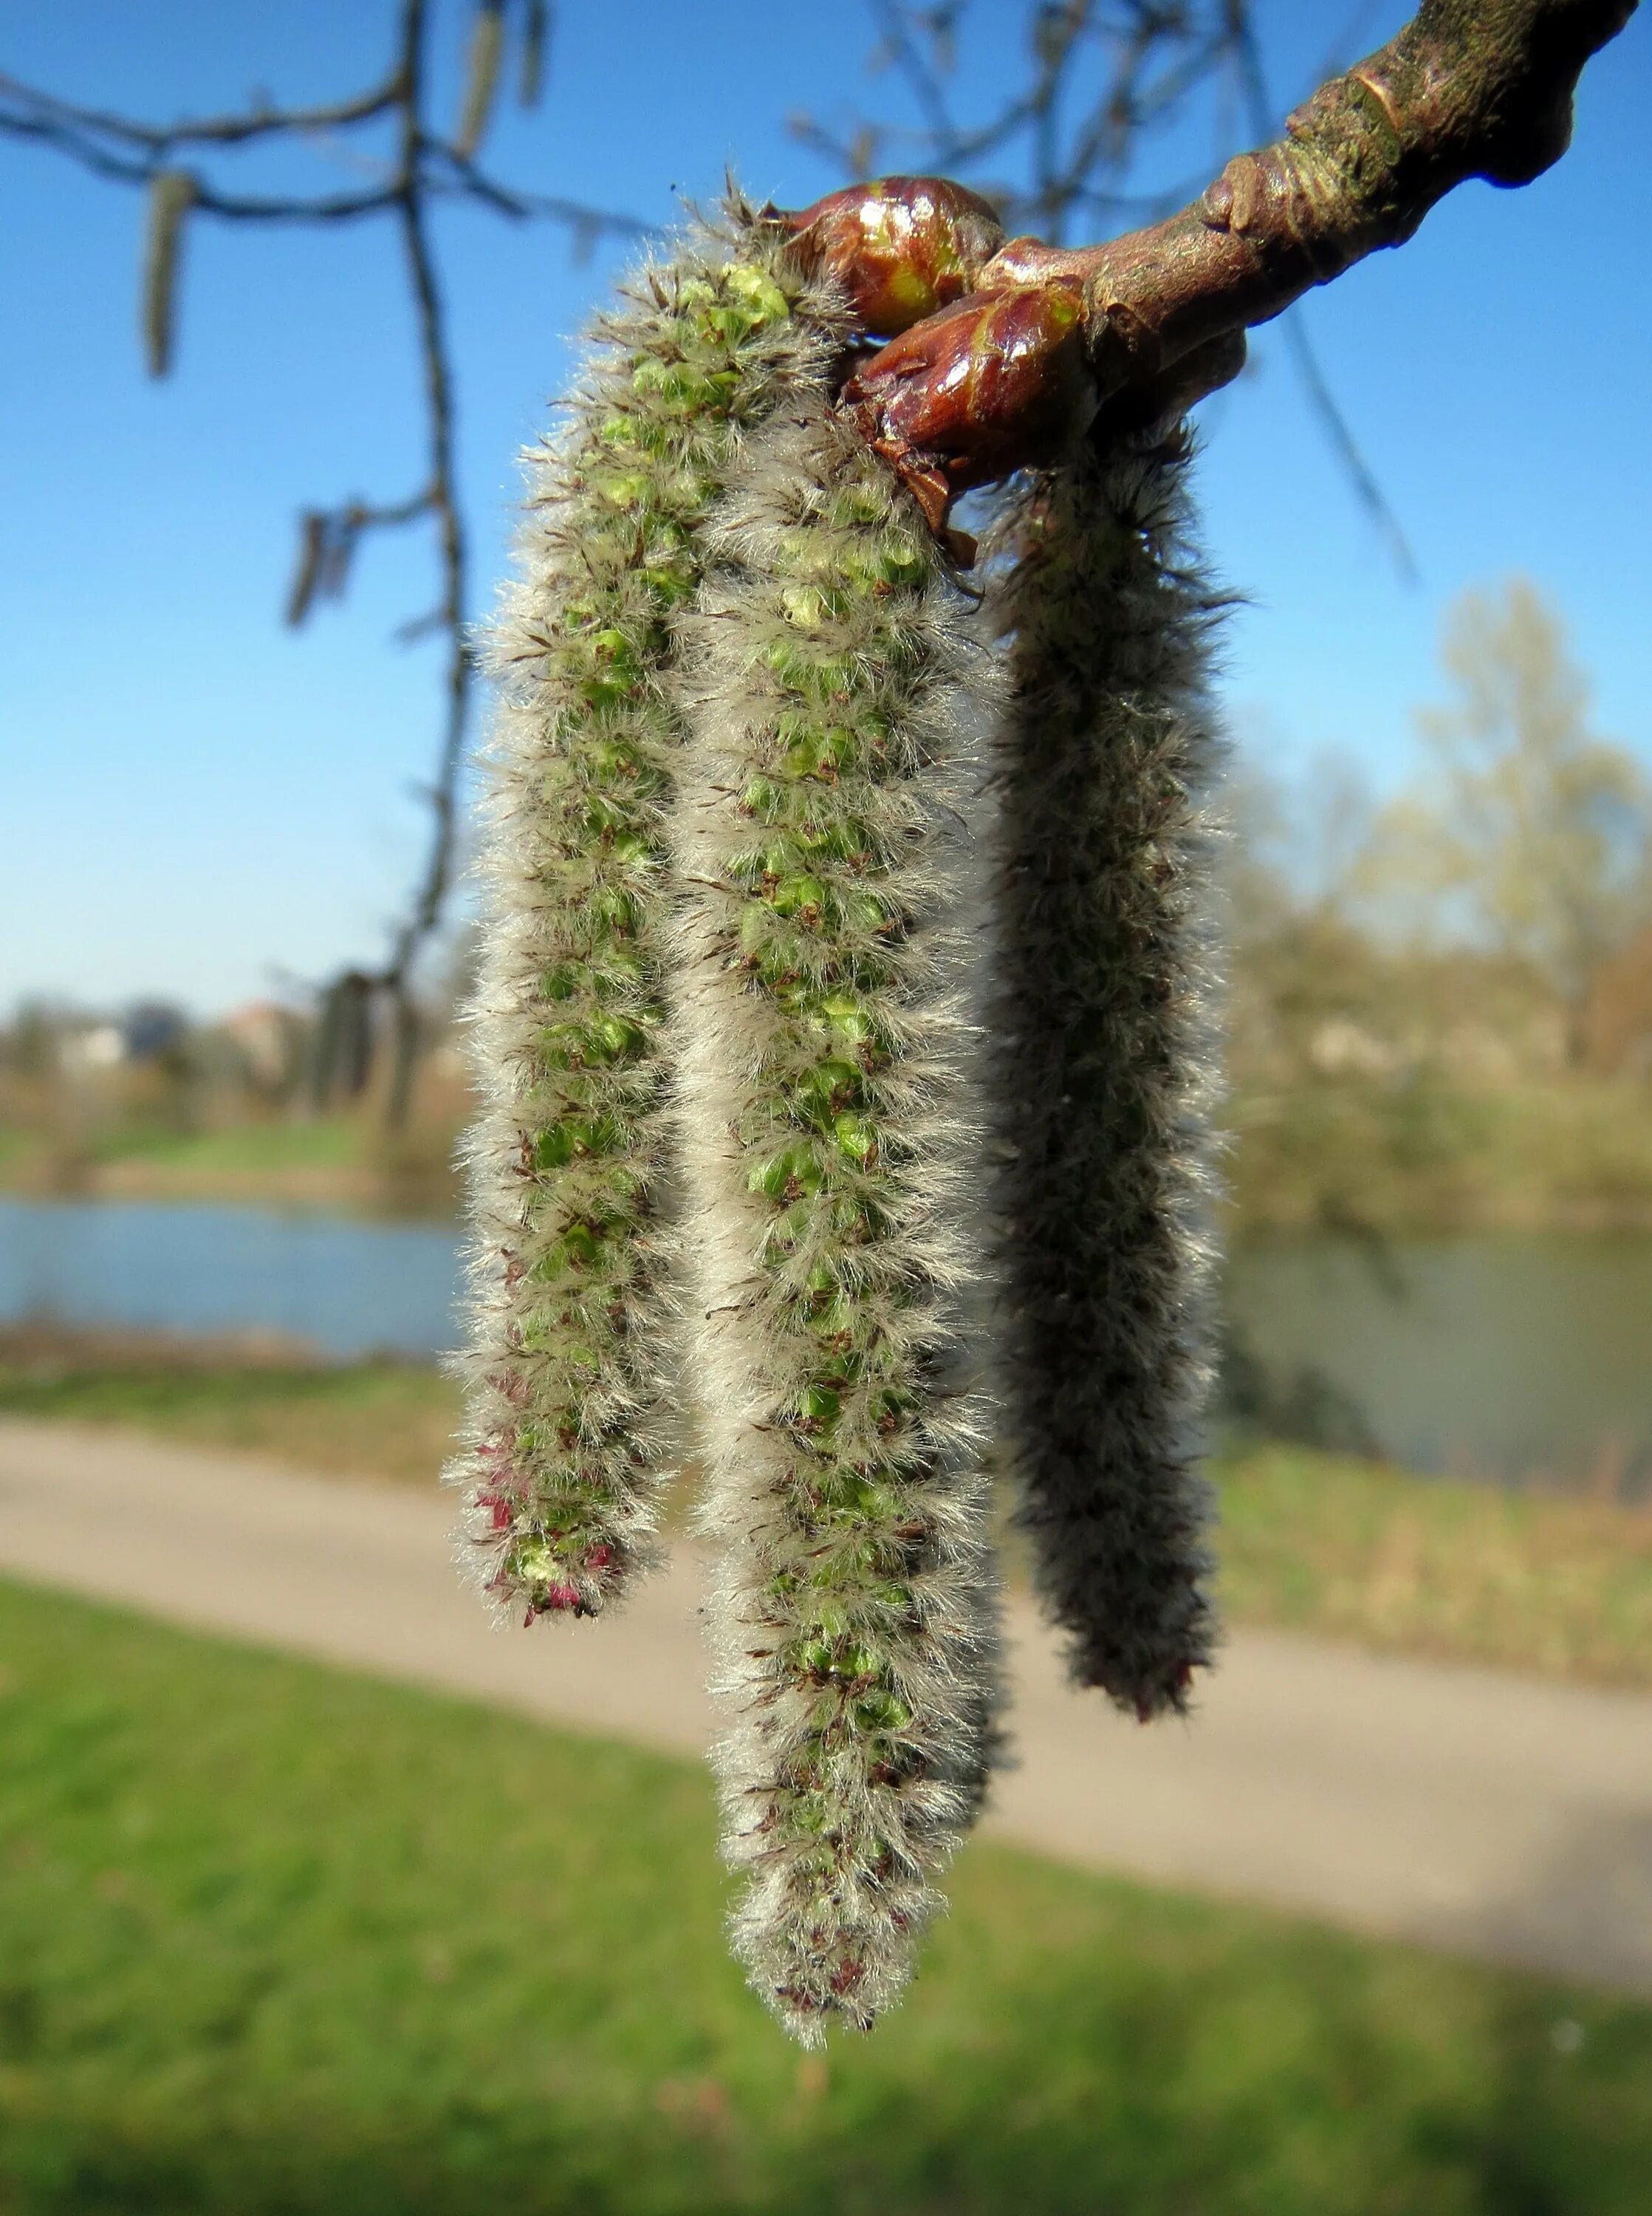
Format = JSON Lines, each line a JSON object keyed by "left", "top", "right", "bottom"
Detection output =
{"left": 4, "top": 1, "right": 1649, "bottom": 1013}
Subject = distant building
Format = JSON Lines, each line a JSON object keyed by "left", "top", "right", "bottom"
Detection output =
{"left": 52, "top": 1002, "right": 188, "bottom": 1077}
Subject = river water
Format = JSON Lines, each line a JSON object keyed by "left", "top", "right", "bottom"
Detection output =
{"left": 2, "top": 1197, "right": 1648, "bottom": 1491}
{"left": 1227, "top": 1234, "right": 1652, "bottom": 1491}
{"left": 0, "top": 1198, "right": 457, "bottom": 1365}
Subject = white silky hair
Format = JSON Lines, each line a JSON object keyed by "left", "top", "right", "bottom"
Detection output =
{"left": 671, "top": 394, "right": 1004, "bottom": 2042}
{"left": 446, "top": 198, "right": 843, "bottom": 1624}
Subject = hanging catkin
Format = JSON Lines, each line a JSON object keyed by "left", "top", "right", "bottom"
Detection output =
{"left": 453, "top": 1, "right": 506, "bottom": 160}
{"left": 141, "top": 168, "right": 193, "bottom": 380}
{"left": 674, "top": 393, "right": 1001, "bottom": 2042}
{"left": 984, "top": 428, "right": 1227, "bottom": 1720}
{"left": 450, "top": 202, "right": 835, "bottom": 1622}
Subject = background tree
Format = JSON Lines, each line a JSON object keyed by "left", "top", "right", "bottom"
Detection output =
{"left": 0, "top": 0, "right": 1442, "bottom": 1118}
{"left": 1370, "top": 579, "right": 1651, "bottom": 1056}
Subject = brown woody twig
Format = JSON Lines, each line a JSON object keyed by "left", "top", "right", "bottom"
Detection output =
{"left": 799, "top": 0, "right": 1636, "bottom": 537}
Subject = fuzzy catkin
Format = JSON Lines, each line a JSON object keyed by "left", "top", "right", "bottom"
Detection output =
{"left": 674, "top": 395, "right": 1001, "bottom": 2043}
{"left": 449, "top": 203, "right": 837, "bottom": 1622}
{"left": 984, "top": 430, "right": 1226, "bottom": 1720}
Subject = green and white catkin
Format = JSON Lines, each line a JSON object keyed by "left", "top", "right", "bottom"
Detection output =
{"left": 455, "top": 183, "right": 1235, "bottom": 2032}
{"left": 449, "top": 201, "right": 834, "bottom": 1623}
{"left": 673, "top": 394, "right": 1001, "bottom": 2041}
{"left": 984, "top": 429, "right": 1227, "bottom": 1720}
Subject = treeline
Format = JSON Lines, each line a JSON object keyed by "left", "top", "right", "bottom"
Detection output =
{"left": 1226, "top": 579, "right": 1652, "bottom": 1233}
{"left": 4, "top": 578, "right": 1649, "bottom": 1231}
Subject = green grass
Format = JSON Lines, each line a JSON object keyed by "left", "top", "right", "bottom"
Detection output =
{"left": 7, "top": 1064, "right": 1652, "bottom": 1231}
{"left": 0, "top": 1346, "right": 459, "bottom": 1488}
{"left": 0, "top": 1579, "right": 1646, "bottom": 2215}
{"left": 1219, "top": 1442, "right": 1652, "bottom": 1687}
{"left": 0, "top": 1120, "right": 370, "bottom": 1196}
{"left": 5, "top": 1339, "right": 1651, "bottom": 1686}
{"left": 0, "top": 1128, "right": 36, "bottom": 1174}
{"left": 0, "top": 1113, "right": 462, "bottom": 1212}
{"left": 83, "top": 1117, "right": 369, "bottom": 1173}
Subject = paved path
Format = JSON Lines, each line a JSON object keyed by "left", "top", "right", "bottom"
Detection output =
{"left": 1, "top": 1417, "right": 1648, "bottom": 1997}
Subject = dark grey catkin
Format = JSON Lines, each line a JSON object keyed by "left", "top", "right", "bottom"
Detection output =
{"left": 984, "top": 428, "right": 1227, "bottom": 1720}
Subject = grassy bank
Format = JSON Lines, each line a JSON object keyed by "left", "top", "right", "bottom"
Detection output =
{"left": 0, "top": 1578, "right": 1646, "bottom": 2215}
{"left": 0, "top": 1113, "right": 462, "bottom": 1216}
{"left": 0, "top": 1332, "right": 458, "bottom": 1487}
{"left": 1216, "top": 1443, "right": 1652, "bottom": 1686}
{"left": 4, "top": 1335, "right": 1651, "bottom": 1689}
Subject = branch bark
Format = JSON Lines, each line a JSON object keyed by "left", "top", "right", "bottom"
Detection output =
{"left": 820, "top": 0, "right": 1637, "bottom": 530}
{"left": 0, "top": 65, "right": 405, "bottom": 151}
{"left": 1001, "top": 0, "right": 1638, "bottom": 389}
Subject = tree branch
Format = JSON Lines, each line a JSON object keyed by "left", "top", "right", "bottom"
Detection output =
{"left": 1222, "top": 1, "right": 1419, "bottom": 581}
{"left": 795, "top": 5, "right": 1413, "bottom": 549}
{"left": 0, "top": 98, "right": 402, "bottom": 219}
{"left": 427, "top": 143, "right": 649, "bottom": 239}
{"left": 1055, "top": 0, "right": 1638, "bottom": 377}
{"left": 0, "top": 65, "right": 405, "bottom": 150}
{"left": 826, "top": 0, "right": 1636, "bottom": 528}
{"left": 802, "top": 3, "right": 1240, "bottom": 240}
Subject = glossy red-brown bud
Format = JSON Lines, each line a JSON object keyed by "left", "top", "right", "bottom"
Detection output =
{"left": 783, "top": 176, "right": 1006, "bottom": 339}
{"left": 841, "top": 281, "right": 1094, "bottom": 535}
{"left": 977, "top": 233, "right": 1084, "bottom": 292}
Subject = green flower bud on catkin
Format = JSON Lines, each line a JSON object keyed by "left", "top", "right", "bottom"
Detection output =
{"left": 448, "top": 198, "right": 840, "bottom": 1627}
{"left": 141, "top": 169, "right": 194, "bottom": 380}
{"left": 982, "top": 431, "right": 1227, "bottom": 1721}
{"left": 673, "top": 391, "right": 1002, "bottom": 2044}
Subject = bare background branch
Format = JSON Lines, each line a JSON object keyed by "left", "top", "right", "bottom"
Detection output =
{"left": 0, "top": 0, "right": 647, "bottom": 1124}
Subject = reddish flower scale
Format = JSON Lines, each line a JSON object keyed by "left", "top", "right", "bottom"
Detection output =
{"left": 781, "top": 175, "right": 1004, "bottom": 338}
